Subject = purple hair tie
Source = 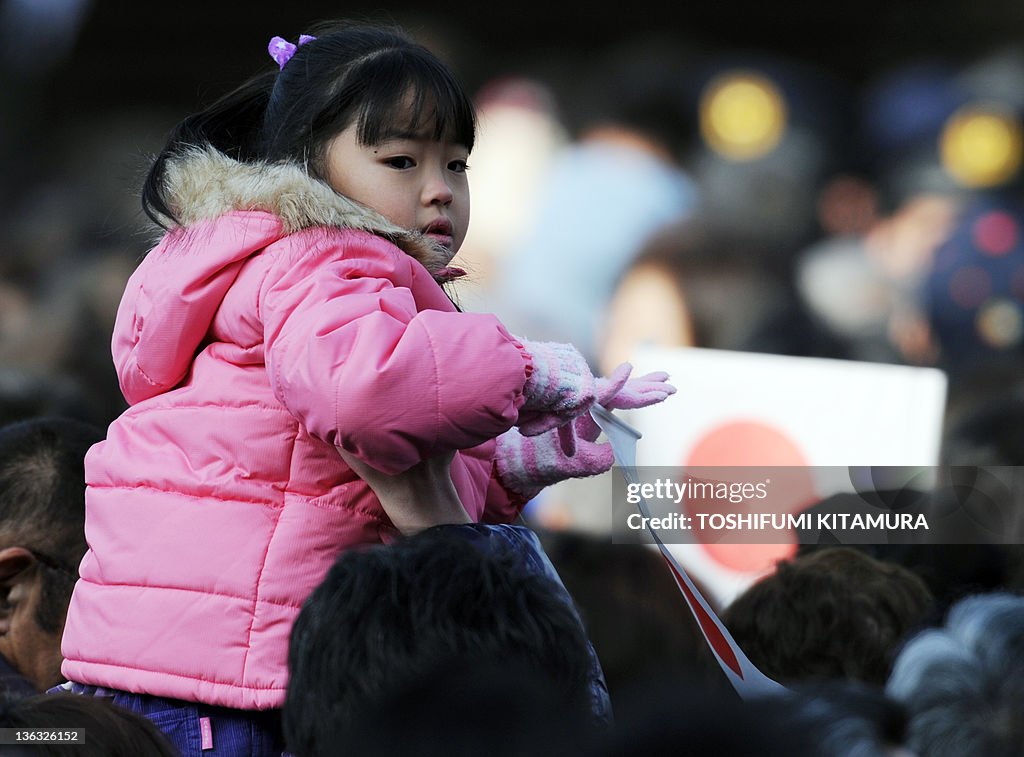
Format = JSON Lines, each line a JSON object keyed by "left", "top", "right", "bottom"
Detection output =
{"left": 268, "top": 34, "right": 316, "bottom": 70}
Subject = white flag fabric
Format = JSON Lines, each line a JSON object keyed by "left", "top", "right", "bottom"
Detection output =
{"left": 590, "top": 404, "right": 786, "bottom": 699}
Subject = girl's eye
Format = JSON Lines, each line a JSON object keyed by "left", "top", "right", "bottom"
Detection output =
{"left": 385, "top": 156, "right": 415, "bottom": 169}
{"left": 448, "top": 159, "right": 469, "bottom": 173}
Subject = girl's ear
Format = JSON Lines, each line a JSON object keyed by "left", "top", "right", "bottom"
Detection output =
{"left": 0, "top": 547, "right": 36, "bottom": 632}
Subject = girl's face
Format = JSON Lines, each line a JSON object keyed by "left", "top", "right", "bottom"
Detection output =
{"left": 325, "top": 123, "right": 471, "bottom": 256}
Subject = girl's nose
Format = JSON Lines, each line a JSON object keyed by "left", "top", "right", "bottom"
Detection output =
{"left": 423, "top": 171, "right": 454, "bottom": 206}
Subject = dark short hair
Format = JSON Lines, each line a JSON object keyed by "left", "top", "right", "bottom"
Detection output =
{"left": 284, "top": 527, "right": 594, "bottom": 757}
{"left": 722, "top": 546, "right": 934, "bottom": 686}
{"left": 0, "top": 692, "right": 178, "bottom": 757}
{"left": 589, "top": 677, "right": 818, "bottom": 757}
{"left": 338, "top": 657, "right": 595, "bottom": 757}
{"left": 0, "top": 416, "right": 104, "bottom": 632}
{"left": 143, "top": 20, "right": 476, "bottom": 228}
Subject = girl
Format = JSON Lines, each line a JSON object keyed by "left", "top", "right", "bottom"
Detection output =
{"left": 58, "top": 20, "right": 674, "bottom": 756}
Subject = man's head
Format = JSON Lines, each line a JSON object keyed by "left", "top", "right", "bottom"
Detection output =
{"left": 722, "top": 546, "right": 934, "bottom": 686}
{"left": 284, "top": 526, "right": 595, "bottom": 757}
{"left": 0, "top": 416, "right": 103, "bottom": 691}
{"left": 887, "top": 591, "right": 1024, "bottom": 755}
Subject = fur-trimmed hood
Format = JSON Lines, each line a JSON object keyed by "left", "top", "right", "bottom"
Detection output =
{"left": 158, "top": 145, "right": 455, "bottom": 275}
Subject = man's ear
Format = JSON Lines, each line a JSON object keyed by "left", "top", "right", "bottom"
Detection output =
{"left": 0, "top": 547, "right": 36, "bottom": 634}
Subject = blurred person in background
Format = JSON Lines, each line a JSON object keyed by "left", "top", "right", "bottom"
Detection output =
{"left": 538, "top": 528, "right": 727, "bottom": 707}
{"left": 887, "top": 591, "right": 1024, "bottom": 756}
{"left": 598, "top": 217, "right": 852, "bottom": 375}
{"left": 0, "top": 0, "right": 165, "bottom": 429}
{"left": 527, "top": 216, "right": 847, "bottom": 533}
{"left": 0, "top": 108, "right": 166, "bottom": 429}
{"left": 722, "top": 547, "right": 934, "bottom": 688}
{"left": 491, "top": 35, "right": 700, "bottom": 366}
{"left": 684, "top": 52, "right": 857, "bottom": 277}
{"left": 775, "top": 679, "right": 913, "bottom": 757}
{"left": 0, "top": 691, "right": 179, "bottom": 757}
{"left": 796, "top": 54, "right": 1024, "bottom": 373}
{"left": 921, "top": 194, "right": 1024, "bottom": 389}
{"left": 452, "top": 75, "right": 567, "bottom": 313}
{"left": 597, "top": 221, "right": 792, "bottom": 373}
{"left": 794, "top": 60, "right": 968, "bottom": 366}
{"left": 0, "top": 417, "right": 102, "bottom": 695}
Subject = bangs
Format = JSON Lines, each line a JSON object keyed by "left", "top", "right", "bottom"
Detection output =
{"left": 352, "top": 49, "right": 476, "bottom": 150}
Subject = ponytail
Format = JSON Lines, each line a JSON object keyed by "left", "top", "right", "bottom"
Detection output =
{"left": 142, "top": 71, "right": 276, "bottom": 228}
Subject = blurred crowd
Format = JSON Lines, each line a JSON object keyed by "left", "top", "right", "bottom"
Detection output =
{"left": 459, "top": 44, "right": 1024, "bottom": 389}
{"left": 3, "top": 13, "right": 1024, "bottom": 438}
{"left": 3, "top": 3, "right": 1024, "bottom": 755}
{"left": 452, "top": 43, "right": 1024, "bottom": 533}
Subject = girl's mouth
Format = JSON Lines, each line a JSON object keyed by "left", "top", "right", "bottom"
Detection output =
{"left": 423, "top": 219, "right": 454, "bottom": 249}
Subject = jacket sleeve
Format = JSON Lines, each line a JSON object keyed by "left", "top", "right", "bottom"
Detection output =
{"left": 482, "top": 459, "right": 531, "bottom": 524}
{"left": 260, "top": 230, "right": 530, "bottom": 474}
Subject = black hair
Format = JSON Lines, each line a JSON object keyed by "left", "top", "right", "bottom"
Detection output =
{"left": 0, "top": 693, "right": 179, "bottom": 757}
{"left": 0, "top": 416, "right": 104, "bottom": 632}
{"left": 722, "top": 546, "right": 934, "bottom": 687}
{"left": 284, "top": 527, "right": 594, "bottom": 757}
{"left": 338, "top": 658, "right": 597, "bottom": 757}
{"left": 143, "top": 20, "right": 476, "bottom": 228}
{"left": 590, "top": 677, "right": 818, "bottom": 757}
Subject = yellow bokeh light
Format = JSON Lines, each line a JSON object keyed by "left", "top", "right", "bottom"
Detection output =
{"left": 699, "top": 71, "right": 787, "bottom": 161}
{"left": 976, "top": 297, "right": 1024, "bottom": 349}
{"left": 940, "top": 105, "right": 1023, "bottom": 188}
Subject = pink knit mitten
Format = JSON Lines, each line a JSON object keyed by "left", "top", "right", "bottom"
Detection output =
{"left": 495, "top": 417, "right": 614, "bottom": 501}
{"left": 560, "top": 362, "right": 677, "bottom": 455}
{"left": 517, "top": 338, "right": 597, "bottom": 437}
{"left": 497, "top": 363, "right": 676, "bottom": 499}
{"left": 596, "top": 363, "right": 677, "bottom": 411}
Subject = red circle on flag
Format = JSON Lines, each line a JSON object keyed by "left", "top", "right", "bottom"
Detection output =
{"left": 683, "top": 420, "right": 816, "bottom": 573}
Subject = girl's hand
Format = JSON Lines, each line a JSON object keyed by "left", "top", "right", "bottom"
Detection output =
{"left": 494, "top": 418, "right": 614, "bottom": 501}
{"left": 596, "top": 363, "right": 676, "bottom": 411}
{"left": 516, "top": 338, "right": 597, "bottom": 436}
{"left": 495, "top": 362, "right": 675, "bottom": 498}
{"left": 336, "top": 448, "right": 471, "bottom": 535}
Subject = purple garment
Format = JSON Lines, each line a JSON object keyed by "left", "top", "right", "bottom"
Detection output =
{"left": 53, "top": 683, "right": 287, "bottom": 757}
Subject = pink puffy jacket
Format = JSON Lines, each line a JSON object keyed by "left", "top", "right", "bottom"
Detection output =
{"left": 60, "top": 148, "right": 531, "bottom": 709}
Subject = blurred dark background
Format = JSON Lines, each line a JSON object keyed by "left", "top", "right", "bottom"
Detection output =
{"left": 7, "top": 0, "right": 1024, "bottom": 215}
{"left": 13, "top": 2, "right": 1024, "bottom": 157}
{"left": 3, "top": 0, "right": 1024, "bottom": 449}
